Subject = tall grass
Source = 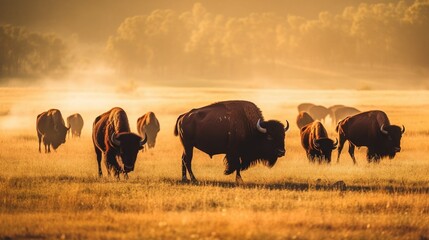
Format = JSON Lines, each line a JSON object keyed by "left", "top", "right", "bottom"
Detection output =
{"left": 0, "top": 88, "right": 428, "bottom": 239}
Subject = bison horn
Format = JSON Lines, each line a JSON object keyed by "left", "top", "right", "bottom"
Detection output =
{"left": 140, "top": 133, "right": 148, "bottom": 147}
{"left": 256, "top": 119, "right": 267, "bottom": 134}
{"left": 401, "top": 125, "right": 405, "bottom": 134}
{"left": 284, "top": 120, "right": 290, "bottom": 132}
{"left": 333, "top": 138, "right": 338, "bottom": 148}
{"left": 110, "top": 133, "right": 121, "bottom": 147}
{"left": 380, "top": 124, "right": 388, "bottom": 135}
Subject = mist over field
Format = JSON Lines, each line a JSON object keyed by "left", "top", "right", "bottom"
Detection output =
{"left": 1, "top": 0, "right": 429, "bottom": 89}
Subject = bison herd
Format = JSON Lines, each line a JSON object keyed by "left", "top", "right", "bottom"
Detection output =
{"left": 35, "top": 101, "right": 405, "bottom": 183}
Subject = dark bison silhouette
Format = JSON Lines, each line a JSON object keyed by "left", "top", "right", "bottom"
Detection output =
{"left": 137, "top": 111, "right": 160, "bottom": 149}
{"left": 36, "top": 109, "right": 69, "bottom": 153}
{"left": 92, "top": 107, "right": 146, "bottom": 178}
{"left": 300, "top": 121, "right": 338, "bottom": 163}
{"left": 174, "top": 100, "right": 289, "bottom": 183}
{"left": 67, "top": 113, "right": 84, "bottom": 138}
{"left": 336, "top": 110, "right": 405, "bottom": 163}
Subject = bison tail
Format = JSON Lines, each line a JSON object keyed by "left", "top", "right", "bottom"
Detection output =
{"left": 174, "top": 113, "right": 184, "bottom": 136}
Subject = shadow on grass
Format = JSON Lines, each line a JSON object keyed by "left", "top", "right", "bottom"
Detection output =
{"left": 1, "top": 175, "right": 428, "bottom": 194}
{"left": 160, "top": 177, "right": 429, "bottom": 194}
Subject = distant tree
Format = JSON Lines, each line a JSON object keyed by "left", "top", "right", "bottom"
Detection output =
{"left": 0, "top": 24, "right": 69, "bottom": 80}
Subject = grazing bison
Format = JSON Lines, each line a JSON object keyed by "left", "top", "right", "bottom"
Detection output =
{"left": 336, "top": 110, "right": 405, "bottom": 163}
{"left": 296, "top": 111, "right": 314, "bottom": 129}
{"left": 174, "top": 100, "right": 289, "bottom": 183}
{"left": 333, "top": 107, "right": 360, "bottom": 125}
{"left": 300, "top": 121, "right": 338, "bottom": 163}
{"left": 92, "top": 107, "right": 146, "bottom": 178}
{"left": 67, "top": 113, "right": 84, "bottom": 138}
{"left": 36, "top": 109, "right": 69, "bottom": 153}
{"left": 328, "top": 105, "right": 345, "bottom": 125}
{"left": 297, "top": 103, "right": 315, "bottom": 113}
{"left": 308, "top": 105, "right": 329, "bottom": 122}
{"left": 137, "top": 112, "right": 160, "bottom": 149}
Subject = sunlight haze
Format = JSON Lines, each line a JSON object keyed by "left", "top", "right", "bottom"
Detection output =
{"left": 1, "top": 0, "right": 428, "bottom": 89}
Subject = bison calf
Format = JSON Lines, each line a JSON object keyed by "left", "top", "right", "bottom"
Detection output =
{"left": 300, "top": 121, "right": 338, "bottom": 163}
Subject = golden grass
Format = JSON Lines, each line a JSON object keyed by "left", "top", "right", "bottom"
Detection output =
{"left": 0, "top": 87, "right": 428, "bottom": 239}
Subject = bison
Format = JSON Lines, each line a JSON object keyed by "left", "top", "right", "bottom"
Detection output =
{"left": 308, "top": 105, "right": 329, "bottom": 123}
{"left": 67, "top": 113, "right": 84, "bottom": 138}
{"left": 297, "top": 103, "right": 315, "bottom": 113}
{"left": 336, "top": 110, "right": 405, "bottom": 163}
{"left": 327, "top": 105, "right": 345, "bottom": 125}
{"left": 36, "top": 109, "right": 70, "bottom": 153}
{"left": 137, "top": 112, "right": 160, "bottom": 149}
{"left": 300, "top": 121, "right": 338, "bottom": 163}
{"left": 174, "top": 100, "right": 289, "bottom": 183}
{"left": 296, "top": 111, "right": 314, "bottom": 129}
{"left": 92, "top": 107, "right": 146, "bottom": 178}
{"left": 332, "top": 106, "right": 360, "bottom": 125}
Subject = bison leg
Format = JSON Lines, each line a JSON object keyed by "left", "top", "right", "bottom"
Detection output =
{"left": 181, "top": 153, "right": 187, "bottom": 182}
{"left": 367, "top": 150, "right": 380, "bottom": 163}
{"left": 374, "top": 155, "right": 381, "bottom": 163}
{"left": 224, "top": 154, "right": 242, "bottom": 183}
{"left": 336, "top": 135, "right": 347, "bottom": 163}
{"left": 306, "top": 152, "right": 313, "bottom": 162}
{"left": 182, "top": 146, "right": 197, "bottom": 182}
{"left": 235, "top": 168, "right": 244, "bottom": 185}
{"left": 94, "top": 147, "right": 103, "bottom": 177}
{"left": 38, "top": 136, "right": 42, "bottom": 153}
{"left": 348, "top": 143, "right": 357, "bottom": 164}
{"left": 224, "top": 153, "right": 240, "bottom": 175}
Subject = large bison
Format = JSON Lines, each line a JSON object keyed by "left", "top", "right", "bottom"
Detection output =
{"left": 36, "top": 109, "right": 70, "bottom": 153}
{"left": 174, "top": 100, "right": 289, "bottom": 183}
{"left": 137, "top": 111, "right": 160, "bottom": 149}
{"left": 67, "top": 113, "right": 84, "bottom": 138}
{"left": 300, "top": 121, "right": 338, "bottom": 163}
{"left": 296, "top": 111, "right": 314, "bottom": 129}
{"left": 92, "top": 107, "right": 146, "bottom": 178}
{"left": 336, "top": 110, "right": 405, "bottom": 163}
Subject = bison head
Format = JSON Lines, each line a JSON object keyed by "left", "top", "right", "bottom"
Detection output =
{"left": 111, "top": 133, "right": 147, "bottom": 172}
{"left": 145, "top": 125, "right": 160, "bottom": 148}
{"left": 313, "top": 138, "right": 338, "bottom": 162}
{"left": 52, "top": 125, "right": 70, "bottom": 150}
{"left": 255, "top": 119, "right": 289, "bottom": 166}
{"left": 380, "top": 124, "right": 405, "bottom": 158}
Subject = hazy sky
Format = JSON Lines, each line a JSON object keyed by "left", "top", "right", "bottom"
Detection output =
{"left": 0, "top": 0, "right": 399, "bottom": 42}
{"left": 0, "top": 0, "right": 428, "bottom": 89}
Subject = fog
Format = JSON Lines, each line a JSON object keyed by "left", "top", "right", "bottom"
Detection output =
{"left": 1, "top": 0, "right": 428, "bottom": 89}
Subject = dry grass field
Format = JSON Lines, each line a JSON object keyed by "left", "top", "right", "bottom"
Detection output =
{"left": 0, "top": 87, "right": 429, "bottom": 239}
